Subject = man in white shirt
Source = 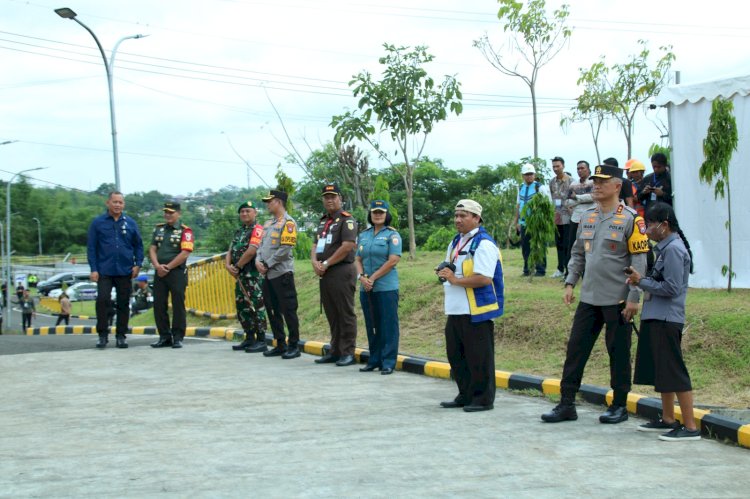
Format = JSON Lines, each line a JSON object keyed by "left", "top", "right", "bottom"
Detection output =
{"left": 437, "top": 199, "right": 505, "bottom": 413}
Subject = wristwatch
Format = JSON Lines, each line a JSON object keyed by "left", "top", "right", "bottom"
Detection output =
{"left": 322, "top": 260, "right": 329, "bottom": 268}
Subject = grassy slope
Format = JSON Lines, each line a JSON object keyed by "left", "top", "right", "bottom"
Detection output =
{"left": 131, "top": 248, "right": 750, "bottom": 408}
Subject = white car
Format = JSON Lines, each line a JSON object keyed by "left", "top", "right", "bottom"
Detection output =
{"left": 48, "top": 282, "right": 115, "bottom": 302}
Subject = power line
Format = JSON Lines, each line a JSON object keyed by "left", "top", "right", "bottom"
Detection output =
{"left": 0, "top": 167, "right": 93, "bottom": 193}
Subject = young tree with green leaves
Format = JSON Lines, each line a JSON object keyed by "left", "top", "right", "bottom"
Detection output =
{"left": 522, "top": 193, "right": 555, "bottom": 277}
{"left": 331, "top": 43, "right": 463, "bottom": 259}
{"left": 700, "top": 97, "right": 739, "bottom": 292}
{"left": 370, "top": 175, "right": 399, "bottom": 228}
{"left": 474, "top": 0, "right": 571, "bottom": 159}
{"left": 561, "top": 68, "right": 610, "bottom": 165}
{"left": 577, "top": 41, "right": 675, "bottom": 158}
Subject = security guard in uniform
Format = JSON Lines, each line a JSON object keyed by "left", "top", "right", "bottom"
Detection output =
{"left": 149, "top": 202, "right": 194, "bottom": 349}
{"left": 311, "top": 184, "right": 358, "bottom": 367}
{"left": 542, "top": 164, "right": 648, "bottom": 424}
{"left": 257, "top": 189, "right": 301, "bottom": 359}
{"left": 226, "top": 201, "right": 268, "bottom": 353}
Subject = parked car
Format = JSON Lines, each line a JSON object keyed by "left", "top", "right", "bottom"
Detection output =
{"left": 37, "top": 272, "right": 91, "bottom": 296}
{"left": 48, "top": 282, "right": 114, "bottom": 302}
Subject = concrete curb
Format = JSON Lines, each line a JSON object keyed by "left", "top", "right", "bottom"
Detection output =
{"left": 26, "top": 325, "right": 750, "bottom": 449}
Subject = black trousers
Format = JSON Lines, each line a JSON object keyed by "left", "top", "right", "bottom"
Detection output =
{"left": 22, "top": 313, "right": 33, "bottom": 330}
{"left": 153, "top": 268, "right": 187, "bottom": 339}
{"left": 262, "top": 272, "right": 300, "bottom": 347}
{"left": 56, "top": 314, "right": 70, "bottom": 326}
{"left": 561, "top": 302, "right": 632, "bottom": 406}
{"left": 96, "top": 275, "right": 131, "bottom": 337}
{"left": 445, "top": 315, "right": 496, "bottom": 407}
{"left": 555, "top": 223, "right": 571, "bottom": 273}
{"left": 520, "top": 226, "right": 546, "bottom": 275}
{"left": 320, "top": 263, "right": 357, "bottom": 357}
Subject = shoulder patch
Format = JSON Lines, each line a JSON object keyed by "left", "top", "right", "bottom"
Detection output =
{"left": 341, "top": 211, "right": 352, "bottom": 217}
{"left": 628, "top": 216, "right": 649, "bottom": 254}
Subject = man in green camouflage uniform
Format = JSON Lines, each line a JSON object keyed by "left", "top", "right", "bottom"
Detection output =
{"left": 225, "top": 201, "right": 268, "bottom": 353}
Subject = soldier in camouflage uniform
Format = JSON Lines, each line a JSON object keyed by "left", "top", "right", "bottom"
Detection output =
{"left": 225, "top": 201, "right": 268, "bottom": 353}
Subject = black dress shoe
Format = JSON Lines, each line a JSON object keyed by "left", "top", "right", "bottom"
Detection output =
{"left": 440, "top": 400, "right": 466, "bottom": 409}
{"left": 359, "top": 365, "right": 378, "bottom": 372}
{"left": 315, "top": 353, "right": 339, "bottom": 364}
{"left": 463, "top": 404, "right": 493, "bottom": 412}
{"left": 281, "top": 347, "right": 301, "bottom": 359}
{"left": 263, "top": 346, "right": 286, "bottom": 357}
{"left": 541, "top": 403, "right": 578, "bottom": 423}
{"left": 96, "top": 337, "right": 108, "bottom": 349}
{"left": 115, "top": 337, "right": 128, "bottom": 349}
{"left": 380, "top": 368, "right": 394, "bottom": 375}
{"left": 599, "top": 405, "right": 628, "bottom": 424}
{"left": 335, "top": 354, "right": 355, "bottom": 366}
{"left": 151, "top": 337, "right": 173, "bottom": 348}
{"left": 245, "top": 341, "right": 268, "bottom": 353}
{"left": 232, "top": 338, "right": 254, "bottom": 351}
{"left": 171, "top": 338, "right": 183, "bottom": 349}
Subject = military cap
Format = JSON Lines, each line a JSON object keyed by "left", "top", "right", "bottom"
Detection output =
{"left": 163, "top": 201, "right": 181, "bottom": 212}
{"left": 369, "top": 200, "right": 389, "bottom": 212}
{"left": 591, "top": 164, "right": 624, "bottom": 179}
{"left": 237, "top": 200, "right": 257, "bottom": 213}
{"left": 261, "top": 189, "right": 289, "bottom": 203}
{"left": 321, "top": 183, "right": 341, "bottom": 196}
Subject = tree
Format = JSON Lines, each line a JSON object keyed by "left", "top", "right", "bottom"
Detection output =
{"left": 336, "top": 145, "right": 373, "bottom": 211}
{"left": 370, "top": 175, "right": 399, "bottom": 229}
{"left": 700, "top": 97, "right": 738, "bottom": 292}
{"left": 331, "top": 43, "right": 463, "bottom": 259}
{"left": 577, "top": 41, "right": 675, "bottom": 158}
{"left": 561, "top": 65, "right": 610, "bottom": 165}
{"left": 474, "top": 0, "right": 571, "bottom": 159}
{"left": 274, "top": 166, "right": 296, "bottom": 217}
{"left": 521, "top": 193, "right": 555, "bottom": 277}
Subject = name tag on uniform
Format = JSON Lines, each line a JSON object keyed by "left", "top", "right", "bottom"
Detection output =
{"left": 650, "top": 193, "right": 657, "bottom": 201}
{"left": 555, "top": 199, "right": 562, "bottom": 207}
{"left": 325, "top": 234, "right": 333, "bottom": 244}
{"left": 316, "top": 238, "right": 325, "bottom": 254}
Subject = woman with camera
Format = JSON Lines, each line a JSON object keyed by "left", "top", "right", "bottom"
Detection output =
{"left": 354, "top": 200, "right": 402, "bottom": 375}
{"left": 626, "top": 202, "right": 699, "bottom": 441}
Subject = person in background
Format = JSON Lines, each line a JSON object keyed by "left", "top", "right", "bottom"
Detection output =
{"left": 603, "top": 157, "right": 635, "bottom": 210}
{"left": 549, "top": 156, "right": 573, "bottom": 280}
{"left": 56, "top": 293, "right": 72, "bottom": 326}
{"left": 640, "top": 153, "right": 673, "bottom": 210}
{"left": 355, "top": 200, "right": 402, "bottom": 375}
{"left": 513, "top": 163, "right": 552, "bottom": 277}
{"left": 131, "top": 275, "right": 153, "bottom": 316}
{"left": 20, "top": 289, "right": 35, "bottom": 330}
{"left": 565, "top": 160, "right": 594, "bottom": 277}
{"left": 628, "top": 202, "right": 699, "bottom": 441}
{"left": 625, "top": 159, "right": 647, "bottom": 218}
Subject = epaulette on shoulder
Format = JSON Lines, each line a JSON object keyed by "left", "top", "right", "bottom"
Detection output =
{"left": 181, "top": 224, "right": 192, "bottom": 230}
{"left": 155, "top": 223, "right": 166, "bottom": 227}
{"left": 341, "top": 211, "right": 352, "bottom": 217}
{"left": 387, "top": 226, "right": 397, "bottom": 231}
{"left": 583, "top": 205, "right": 597, "bottom": 213}
{"left": 623, "top": 206, "right": 638, "bottom": 216}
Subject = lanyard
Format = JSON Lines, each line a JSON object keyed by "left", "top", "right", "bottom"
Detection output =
{"left": 451, "top": 234, "right": 476, "bottom": 263}
{"left": 320, "top": 218, "right": 334, "bottom": 238}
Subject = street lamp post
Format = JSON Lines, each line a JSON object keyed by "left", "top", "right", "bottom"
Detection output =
{"left": 32, "top": 217, "right": 42, "bottom": 255}
{"left": 55, "top": 7, "right": 147, "bottom": 192}
{"left": 6, "top": 168, "right": 44, "bottom": 332}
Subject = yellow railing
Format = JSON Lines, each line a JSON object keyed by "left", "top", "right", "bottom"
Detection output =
{"left": 40, "top": 296, "right": 61, "bottom": 313}
{"left": 12, "top": 254, "right": 88, "bottom": 265}
{"left": 184, "top": 253, "right": 237, "bottom": 318}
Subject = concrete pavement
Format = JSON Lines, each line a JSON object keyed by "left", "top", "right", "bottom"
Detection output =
{"left": 2, "top": 335, "right": 750, "bottom": 498}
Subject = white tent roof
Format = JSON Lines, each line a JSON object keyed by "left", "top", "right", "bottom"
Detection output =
{"left": 656, "top": 74, "right": 750, "bottom": 105}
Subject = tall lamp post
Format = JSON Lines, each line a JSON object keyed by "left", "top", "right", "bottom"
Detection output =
{"left": 32, "top": 217, "right": 42, "bottom": 255}
{"left": 6, "top": 167, "right": 44, "bottom": 331}
{"left": 55, "top": 7, "right": 147, "bottom": 192}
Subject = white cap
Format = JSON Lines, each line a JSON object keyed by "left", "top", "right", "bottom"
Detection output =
{"left": 521, "top": 163, "right": 536, "bottom": 175}
{"left": 455, "top": 199, "right": 483, "bottom": 219}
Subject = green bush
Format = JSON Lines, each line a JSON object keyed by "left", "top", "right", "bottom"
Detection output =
{"left": 423, "top": 226, "right": 455, "bottom": 252}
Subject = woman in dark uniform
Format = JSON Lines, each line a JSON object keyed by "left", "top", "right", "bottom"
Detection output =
{"left": 627, "top": 202, "right": 699, "bottom": 441}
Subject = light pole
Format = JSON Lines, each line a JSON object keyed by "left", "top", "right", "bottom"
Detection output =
{"left": 6, "top": 168, "right": 44, "bottom": 331}
{"left": 55, "top": 7, "right": 147, "bottom": 192}
{"left": 32, "top": 217, "right": 42, "bottom": 255}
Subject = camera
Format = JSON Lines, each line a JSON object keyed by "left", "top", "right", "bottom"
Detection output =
{"left": 435, "top": 261, "right": 456, "bottom": 282}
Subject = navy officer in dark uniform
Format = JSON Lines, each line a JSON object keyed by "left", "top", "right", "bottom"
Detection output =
{"left": 311, "top": 184, "right": 359, "bottom": 366}
{"left": 149, "top": 202, "right": 194, "bottom": 349}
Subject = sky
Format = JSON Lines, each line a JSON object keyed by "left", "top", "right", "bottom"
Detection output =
{"left": 2, "top": 0, "right": 749, "bottom": 197}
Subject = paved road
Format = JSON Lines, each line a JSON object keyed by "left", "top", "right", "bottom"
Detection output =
{"left": 2, "top": 335, "right": 749, "bottom": 498}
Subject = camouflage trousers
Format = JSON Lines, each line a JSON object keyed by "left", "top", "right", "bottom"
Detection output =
{"left": 235, "top": 272, "right": 267, "bottom": 335}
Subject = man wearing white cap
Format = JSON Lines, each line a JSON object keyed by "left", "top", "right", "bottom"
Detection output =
{"left": 512, "top": 163, "right": 552, "bottom": 277}
{"left": 436, "top": 199, "right": 505, "bottom": 412}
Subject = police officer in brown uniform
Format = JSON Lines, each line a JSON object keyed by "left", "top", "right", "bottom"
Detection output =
{"left": 311, "top": 184, "right": 358, "bottom": 366}
{"left": 149, "top": 202, "right": 194, "bottom": 349}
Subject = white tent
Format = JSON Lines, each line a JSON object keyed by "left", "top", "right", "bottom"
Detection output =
{"left": 656, "top": 74, "right": 750, "bottom": 288}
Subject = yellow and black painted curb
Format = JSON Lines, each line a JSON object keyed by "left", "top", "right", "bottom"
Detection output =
{"left": 26, "top": 325, "right": 750, "bottom": 449}
{"left": 186, "top": 308, "right": 237, "bottom": 320}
